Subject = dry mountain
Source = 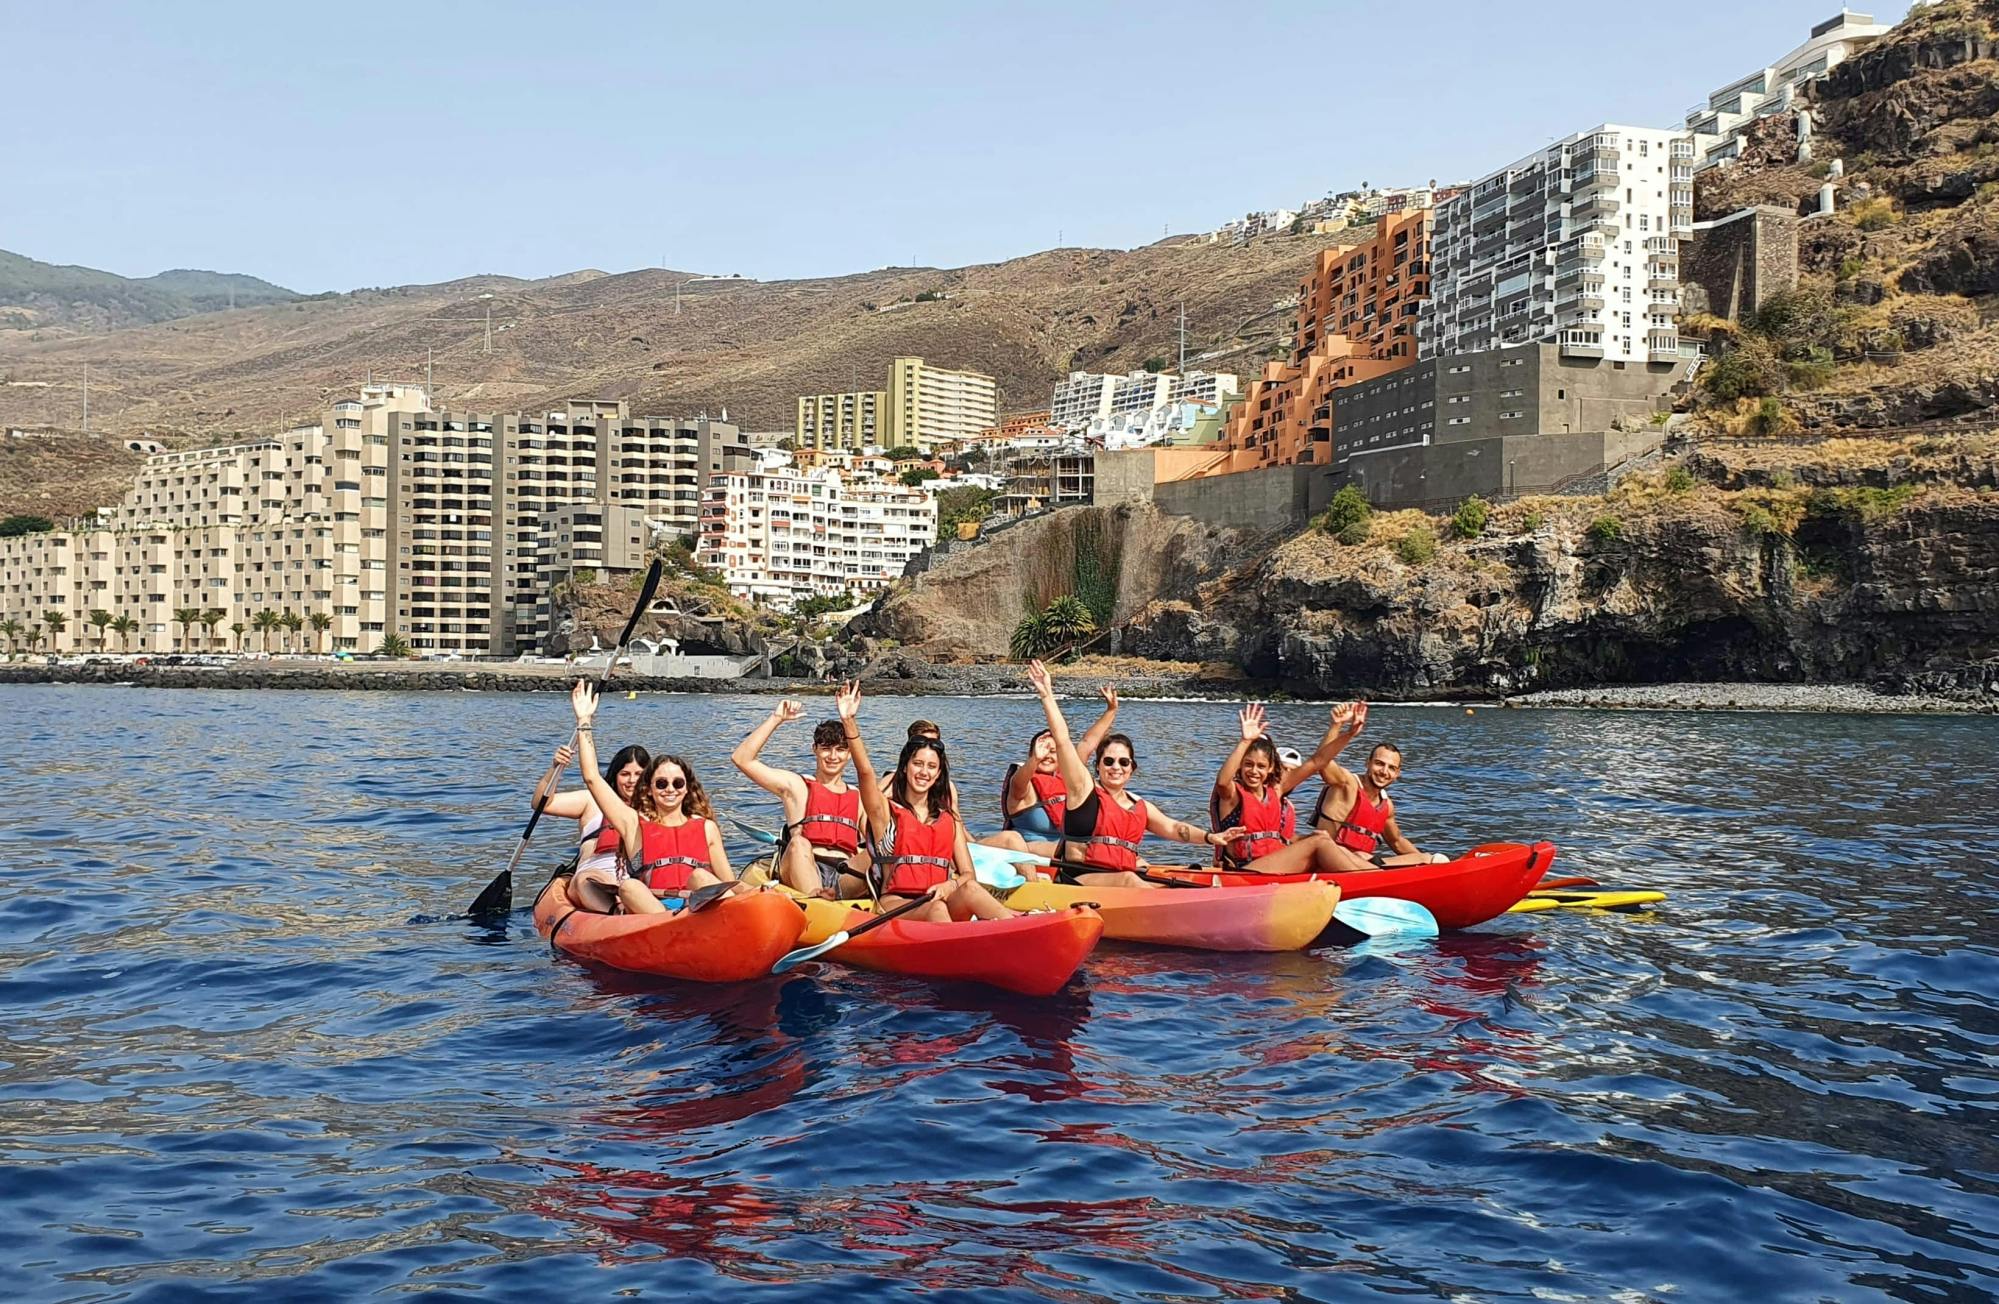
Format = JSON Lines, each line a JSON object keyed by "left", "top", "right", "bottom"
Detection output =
{"left": 0, "top": 236, "right": 1337, "bottom": 454}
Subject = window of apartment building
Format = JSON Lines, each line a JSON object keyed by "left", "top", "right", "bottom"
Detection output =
{"left": 1446, "top": 416, "right": 1471, "bottom": 426}
{"left": 1499, "top": 411, "right": 1524, "bottom": 420}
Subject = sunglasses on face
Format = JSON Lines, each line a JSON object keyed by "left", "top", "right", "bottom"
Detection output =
{"left": 652, "top": 777, "right": 687, "bottom": 791}
{"left": 1099, "top": 756, "right": 1134, "bottom": 769}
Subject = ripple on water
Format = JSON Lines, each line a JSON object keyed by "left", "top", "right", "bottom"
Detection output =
{"left": 0, "top": 686, "right": 1995, "bottom": 1301}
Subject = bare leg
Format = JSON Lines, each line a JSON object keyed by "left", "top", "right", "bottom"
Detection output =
{"left": 881, "top": 892, "right": 951, "bottom": 924}
{"left": 1070, "top": 870, "right": 1152, "bottom": 890}
{"left": 569, "top": 872, "right": 622, "bottom": 912}
{"left": 944, "top": 879, "right": 1016, "bottom": 921}
{"left": 779, "top": 837, "right": 828, "bottom": 896}
{"left": 1230, "top": 834, "right": 1357, "bottom": 876}
{"left": 617, "top": 879, "right": 667, "bottom": 914}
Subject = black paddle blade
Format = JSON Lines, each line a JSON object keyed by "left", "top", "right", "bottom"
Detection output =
{"left": 616, "top": 559, "right": 665, "bottom": 648}
{"left": 681, "top": 880, "right": 739, "bottom": 914}
{"left": 468, "top": 870, "right": 512, "bottom": 918}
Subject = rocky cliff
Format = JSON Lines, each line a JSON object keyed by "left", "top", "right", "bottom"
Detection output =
{"left": 852, "top": 502, "right": 1258, "bottom": 661}
{"left": 862, "top": 440, "right": 1999, "bottom": 701}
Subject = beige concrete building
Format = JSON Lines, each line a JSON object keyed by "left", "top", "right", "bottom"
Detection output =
{"left": 793, "top": 356, "right": 998, "bottom": 453}
{"left": 0, "top": 386, "right": 754, "bottom": 657}
{"left": 797, "top": 390, "right": 889, "bottom": 451}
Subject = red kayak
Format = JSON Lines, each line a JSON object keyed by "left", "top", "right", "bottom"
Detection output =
{"left": 801, "top": 899, "right": 1103, "bottom": 996}
{"left": 1153, "top": 841, "right": 1556, "bottom": 930}
{"left": 533, "top": 876, "right": 806, "bottom": 981}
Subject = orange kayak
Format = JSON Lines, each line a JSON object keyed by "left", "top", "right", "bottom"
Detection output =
{"left": 1007, "top": 879, "right": 1338, "bottom": 951}
{"left": 533, "top": 876, "right": 806, "bottom": 982}
{"left": 1152, "top": 841, "right": 1556, "bottom": 930}
{"left": 796, "top": 897, "right": 1102, "bottom": 996}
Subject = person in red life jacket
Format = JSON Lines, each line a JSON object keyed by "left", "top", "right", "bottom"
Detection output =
{"left": 839, "top": 680, "right": 1016, "bottom": 925}
{"left": 533, "top": 740, "right": 652, "bottom": 912}
{"left": 570, "top": 680, "right": 737, "bottom": 913}
{"left": 1299, "top": 701, "right": 1449, "bottom": 869}
{"left": 731, "top": 699, "right": 869, "bottom": 900}
{"left": 982, "top": 684, "right": 1121, "bottom": 859}
{"left": 1026, "top": 660, "right": 1246, "bottom": 885}
{"left": 1207, "top": 702, "right": 1358, "bottom": 875}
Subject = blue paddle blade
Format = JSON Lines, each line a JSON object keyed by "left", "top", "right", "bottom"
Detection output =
{"left": 967, "top": 844, "right": 1028, "bottom": 889}
{"left": 1333, "top": 897, "right": 1440, "bottom": 939}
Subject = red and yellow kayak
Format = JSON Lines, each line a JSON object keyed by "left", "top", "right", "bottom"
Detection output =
{"left": 533, "top": 876, "right": 806, "bottom": 982}
{"left": 794, "top": 897, "right": 1102, "bottom": 996}
{"left": 1152, "top": 841, "right": 1556, "bottom": 931}
{"left": 1006, "top": 879, "right": 1339, "bottom": 952}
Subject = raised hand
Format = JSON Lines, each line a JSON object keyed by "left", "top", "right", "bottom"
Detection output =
{"left": 1099, "top": 684, "right": 1119, "bottom": 711}
{"left": 834, "top": 679, "right": 862, "bottom": 722}
{"left": 1331, "top": 701, "right": 1358, "bottom": 734}
{"left": 1026, "top": 659, "right": 1054, "bottom": 698}
{"left": 773, "top": 699, "right": 804, "bottom": 725}
{"left": 1353, "top": 701, "right": 1369, "bottom": 734}
{"left": 552, "top": 743, "right": 575, "bottom": 769}
{"left": 1238, "top": 703, "right": 1267, "bottom": 743}
{"left": 570, "top": 679, "right": 599, "bottom": 723}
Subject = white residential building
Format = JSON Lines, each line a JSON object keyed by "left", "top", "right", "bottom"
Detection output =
{"left": 696, "top": 458, "right": 937, "bottom": 611}
{"left": 1423, "top": 123, "right": 1707, "bottom": 367}
{"left": 1686, "top": 10, "right": 1889, "bottom": 171}
{"left": 1049, "top": 369, "right": 1237, "bottom": 431}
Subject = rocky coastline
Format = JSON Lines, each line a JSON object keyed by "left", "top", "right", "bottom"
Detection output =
{"left": 1, "top": 659, "right": 1990, "bottom": 713}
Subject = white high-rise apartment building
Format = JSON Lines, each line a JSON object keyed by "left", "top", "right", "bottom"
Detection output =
{"left": 696, "top": 455, "right": 937, "bottom": 611}
{"left": 1050, "top": 369, "right": 1238, "bottom": 431}
{"left": 0, "top": 387, "right": 753, "bottom": 657}
{"left": 1424, "top": 123, "right": 1705, "bottom": 367}
{"left": 1686, "top": 10, "right": 1888, "bottom": 171}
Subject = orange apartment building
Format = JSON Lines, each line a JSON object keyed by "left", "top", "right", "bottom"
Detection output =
{"left": 1219, "top": 210, "right": 1432, "bottom": 470}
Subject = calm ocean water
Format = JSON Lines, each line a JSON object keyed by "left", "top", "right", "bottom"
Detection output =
{"left": 1, "top": 685, "right": 1994, "bottom": 1302}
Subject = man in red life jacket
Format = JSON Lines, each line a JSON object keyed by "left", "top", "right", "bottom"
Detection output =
{"left": 732, "top": 700, "right": 870, "bottom": 898}
{"left": 1301, "top": 702, "right": 1449, "bottom": 870}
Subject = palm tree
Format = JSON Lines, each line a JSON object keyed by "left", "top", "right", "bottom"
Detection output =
{"left": 308, "top": 611, "right": 331, "bottom": 653}
{"left": 1010, "top": 608, "right": 1050, "bottom": 660}
{"left": 1042, "top": 595, "right": 1097, "bottom": 648}
{"left": 89, "top": 608, "right": 113, "bottom": 652}
{"left": 376, "top": 633, "right": 413, "bottom": 658}
{"left": 202, "top": 608, "right": 226, "bottom": 652}
{"left": 27, "top": 621, "right": 43, "bottom": 652}
{"left": 0, "top": 617, "right": 20, "bottom": 656}
{"left": 173, "top": 606, "right": 201, "bottom": 652}
{"left": 110, "top": 615, "right": 138, "bottom": 651}
{"left": 44, "top": 609, "right": 68, "bottom": 653}
{"left": 280, "top": 611, "right": 304, "bottom": 653}
{"left": 231, "top": 621, "right": 247, "bottom": 652}
{"left": 252, "top": 609, "right": 280, "bottom": 653}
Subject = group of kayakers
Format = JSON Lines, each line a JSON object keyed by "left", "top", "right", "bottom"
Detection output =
{"left": 539, "top": 664, "right": 1448, "bottom": 920}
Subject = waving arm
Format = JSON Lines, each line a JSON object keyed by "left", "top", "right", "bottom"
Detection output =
{"left": 732, "top": 700, "right": 809, "bottom": 813}
{"left": 837, "top": 681, "right": 891, "bottom": 837}
{"left": 572, "top": 681, "right": 639, "bottom": 859}
{"left": 1027, "top": 660, "right": 1094, "bottom": 807}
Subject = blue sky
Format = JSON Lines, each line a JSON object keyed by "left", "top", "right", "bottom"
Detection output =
{"left": 2, "top": 1, "right": 1905, "bottom": 292}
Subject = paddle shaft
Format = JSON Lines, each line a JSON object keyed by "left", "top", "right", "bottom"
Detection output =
{"left": 770, "top": 891, "right": 935, "bottom": 972}
{"left": 468, "top": 560, "right": 663, "bottom": 914}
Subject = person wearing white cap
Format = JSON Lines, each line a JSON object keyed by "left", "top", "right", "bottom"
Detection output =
{"left": 1206, "top": 702, "right": 1362, "bottom": 875}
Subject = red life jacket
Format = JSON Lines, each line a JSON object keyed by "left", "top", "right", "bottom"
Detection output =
{"left": 999, "top": 764, "right": 1068, "bottom": 832}
{"left": 1330, "top": 784, "right": 1390, "bottom": 855}
{"left": 1069, "top": 791, "right": 1148, "bottom": 872}
{"left": 879, "top": 802, "right": 958, "bottom": 897}
{"left": 1213, "top": 781, "right": 1297, "bottom": 865}
{"left": 596, "top": 816, "right": 711, "bottom": 893}
{"left": 793, "top": 779, "right": 861, "bottom": 855}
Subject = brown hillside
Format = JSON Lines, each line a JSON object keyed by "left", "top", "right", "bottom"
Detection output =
{"left": 0, "top": 236, "right": 1335, "bottom": 448}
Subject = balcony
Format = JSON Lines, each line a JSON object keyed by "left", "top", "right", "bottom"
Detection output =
{"left": 1648, "top": 263, "right": 1679, "bottom": 289}
{"left": 1555, "top": 234, "right": 1606, "bottom": 265}
{"left": 1558, "top": 329, "right": 1604, "bottom": 359}
{"left": 1556, "top": 290, "right": 1605, "bottom": 314}
{"left": 1571, "top": 193, "right": 1620, "bottom": 223}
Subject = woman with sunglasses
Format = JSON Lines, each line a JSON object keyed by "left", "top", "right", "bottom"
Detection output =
{"left": 531, "top": 738, "right": 652, "bottom": 912}
{"left": 569, "top": 681, "right": 734, "bottom": 913}
{"left": 1026, "top": 660, "right": 1244, "bottom": 885}
{"left": 838, "top": 680, "right": 1016, "bottom": 925}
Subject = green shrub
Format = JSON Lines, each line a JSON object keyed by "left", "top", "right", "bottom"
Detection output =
{"left": 1395, "top": 525, "right": 1437, "bottom": 565}
{"left": 1449, "top": 496, "right": 1490, "bottom": 540}
{"left": 1318, "top": 484, "right": 1372, "bottom": 537}
{"left": 1850, "top": 197, "right": 1897, "bottom": 231}
{"left": 1837, "top": 255, "right": 1866, "bottom": 280}
{"left": 1336, "top": 520, "right": 1371, "bottom": 546}
{"left": 1750, "top": 396, "right": 1789, "bottom": 435}
{"left": 1650, "top": 409, "right": 1672, "bottom": 426}
{"left": 1664, "top": 467, "right": 1696, "bottom": 494}
{"left": 0, "top": 514, "right": 55, "bottom": 537}
{"left": 1587, "top": 515, "right": 1623, "bottom": 543}
{"left": 1785, "top": 356, "right": 1838, "bottom": 389}
{"left": 1738, "top": 503, "right": 1783, "bottom": 537}
{"left": 1806, "top": 484, "right": 1919, "bottom": 523}
{"left": 1517, "top": 510, "right": 1545, "bottom": 533}
{"left": 1703, "top": 338, "right": 1787, "bottom": 400}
